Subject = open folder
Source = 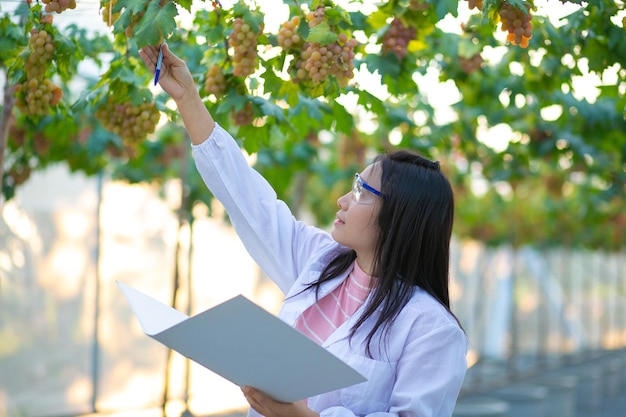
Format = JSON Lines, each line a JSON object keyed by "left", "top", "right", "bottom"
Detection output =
{"left": 117, "top": 281, "right": 367, "bottom": 403}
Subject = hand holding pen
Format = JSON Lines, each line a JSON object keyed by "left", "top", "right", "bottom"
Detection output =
{"left": 139, "top": 43, "right": 196, "bottom": 102}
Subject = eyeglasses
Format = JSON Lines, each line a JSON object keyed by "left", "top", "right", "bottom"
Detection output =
{"left": 352, "top": 173, "right": 383, "bottom": 204}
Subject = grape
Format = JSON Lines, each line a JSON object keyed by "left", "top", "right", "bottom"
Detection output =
{"left": 41, "top": 14, "right": 54, "bottom": 24}
{"left": 33, "top": 132, "right": 52, "bottom": 156}
{"left": 41, "top": 0, "right": 76, "bottom": 14}
{"left": 203, "top": 64, "right": 227, "bottom": 97}
{"left": 499, "top": 2, "right": 533, "bottom": 48}
{"left": 24, "top": 29, "right": 54, "bottom": 79}
{"left": 231, "top": 102, "right": 254, "bottom": 126}
{"left": 14, "top": 29, "right": 62, "bottom": 117}
{"left": 278, "top": 16, "right": 302, "bottom": 50}
{"left": 95, "top": 97, "right": 160, "bottom": 149}
{"left": 305, "top": 5, "right": 326, "bottom": 28}
{"left": 229, "top": 17, "right": 261, "bottom": 77}
{"left": 292, "top": 6, "right": 357, "bottom": 86}
{"left": 381, "top": 18, "right": 416, "bottom": 59}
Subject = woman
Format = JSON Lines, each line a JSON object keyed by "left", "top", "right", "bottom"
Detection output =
{"left": 140, "top": 44, "right": 467, "bottom": 417}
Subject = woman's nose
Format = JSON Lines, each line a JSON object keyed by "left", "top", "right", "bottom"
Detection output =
{"left": 337, "top": 192, "right": 350, "bottom": 209}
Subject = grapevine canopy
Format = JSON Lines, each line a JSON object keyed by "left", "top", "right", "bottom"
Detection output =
{"left": 0, "top": 0, "right": 625, "bottom": 250}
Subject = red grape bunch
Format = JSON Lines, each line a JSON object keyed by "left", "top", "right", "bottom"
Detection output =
{"left": 229, "top": 17, "right": 262, "bottom": 77}
{"left": 458, "top": 53, "right": 484, "bottom": 74}
{"left": 231, "top": 102, "right": 254, "bottom": 126}
{"left": 95, "top": 97, "right": 160, "bottom": 149}
{"left": 381, "top": 18, "right": 417, "bottom": 59}
{"left": 277, "top": 16, "right": 302, "bottom": 50}
{"left": 203, "top": 64, "right": 227, "bottom": 97}
{"left": 41, "top": 0, "right": 76, "bottom": 14}
{"left": 14, "top": 29, "right": 63, "bottom": 117}
{"left": 408, "top": 0, "right": 430, "bottom": 11}
{"left": 295, "top": 6, "right": 358, "bottom": 86}
{"left": 464, "top": 0, "right": 483, "bottom": 11}
{"left": 499, "top": 2, "right": 533, "bottom": 48}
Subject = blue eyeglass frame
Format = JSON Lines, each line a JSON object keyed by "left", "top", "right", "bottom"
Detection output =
{"left": 354, "top": 173, "right": 384, "bottom": 200}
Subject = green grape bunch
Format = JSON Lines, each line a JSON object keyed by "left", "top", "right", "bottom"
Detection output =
{"left": 293, "top": 6, "right": 358, "bottom": 87}
{"left": 95, "top": 97, "right": 161, "bottom": 150}
{"left": 229, "top": 17, "right": 262, "bottom": 77}
{"left": 14, "top": 29, "right": 63, "bottom": 117}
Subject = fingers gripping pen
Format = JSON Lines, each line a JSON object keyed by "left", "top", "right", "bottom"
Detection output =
{"left": 154, "top": 44, "right": 163, "bottom": 86}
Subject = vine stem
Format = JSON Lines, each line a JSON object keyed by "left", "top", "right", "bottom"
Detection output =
{"left": 0, "top": 69, "right": 16, "bottom": 211}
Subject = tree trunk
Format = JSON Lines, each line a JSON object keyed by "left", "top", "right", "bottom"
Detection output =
{"left": 0, "top": 70, "right": 16, "bottom": 210}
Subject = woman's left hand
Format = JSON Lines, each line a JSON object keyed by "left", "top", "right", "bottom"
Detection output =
{"left": 240, "top": 386, "right": 319, "bottom": 417}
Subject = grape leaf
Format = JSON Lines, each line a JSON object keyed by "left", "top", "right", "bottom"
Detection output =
{"left": 134, "top": 0, "right": 178, "bottom": 48}
{"left": 433, "top": 0, "right": 458, "bottom": 20}
{"left": 115, "top": 0, "right": 150, "bottom": 16}
{"left": 306, "top": 22, "right": 338, "bottom": 45}
{"left": 176, "top": 0, "right": 193, "bottom": 12}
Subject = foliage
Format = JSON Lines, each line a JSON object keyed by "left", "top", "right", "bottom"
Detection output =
{"left": 0, "top": 0, "right": 624, "bottom": 250}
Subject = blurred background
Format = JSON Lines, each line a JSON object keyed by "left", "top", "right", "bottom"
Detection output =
{"left": 1, "top": 0, "right": 625, "bottom": 417}
{"left": 1, "top": 155, "right": 624, "bottom": 417}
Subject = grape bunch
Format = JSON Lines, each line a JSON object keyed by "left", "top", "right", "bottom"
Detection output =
{"left": 14, "top": 29, "right": 63, "bottom": 117}
{"left": 101, "top": 0, "right": 120, "bottom": 26}
{"left": 306, "top": 5, "right": 326, "bottom": 27}
{"left": 25, "top": 29, "right": 54, "bottom": 79}
{"left": 15, "top": 79, "right": 63, "bottom": 116}
{"left": 300, "top": 36, "right": 357, "bottom": 85}
{"left": 277, "top": 16, "right": 302, "bottom": 50}
{"left": 229, "top": 17, "right": 261, "bottom": 77}
{"left": 95, "top": 97, "right": 160, "bottom": 148}
{"left": 408, "top": 0, "right": 430, "bottom": 11}
{"left": 293, "top": 6, "right": 358, "bottom": 86}
{"left": 463, "top": 0, "right": 483, "bottom": 11}
{"left": 42, "top": 0, "right": 76, "bottom": 14}
{"left": 231, "top": 102, "right": 254, "bottom": 126}
{"left": 7, "top": 164, "right": 33, "bottom": 187}
{"left": 458, "top": 53, "right": 484, "bottom": 74}
{"left": 381, "top": 18, "right": 417, "bottom": 59}
{"left": 203, "top": 64, "right": 227, "bottom": 97}
{"left": 499, "top": 2, "right": 533, "bottom": 48}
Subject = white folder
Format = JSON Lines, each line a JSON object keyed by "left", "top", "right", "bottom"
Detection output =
{"left": 117, "top": 281, "right": 367, "bottom": 403}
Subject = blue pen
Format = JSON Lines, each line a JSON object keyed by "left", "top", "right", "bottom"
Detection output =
{"left": 154, "top": 44, "right": 163, "bottom": 86}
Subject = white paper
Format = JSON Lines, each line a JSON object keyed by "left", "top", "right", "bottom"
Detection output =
{"left": 117, "top": 281, "right": 367, "bottom": 403}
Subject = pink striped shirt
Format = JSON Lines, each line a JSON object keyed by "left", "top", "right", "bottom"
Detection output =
{"left": 295, "top": 261, "right": 372, "bottom": 345}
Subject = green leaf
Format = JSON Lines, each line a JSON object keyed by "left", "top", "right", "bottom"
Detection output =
{"left": 176, "top": 0, "right": 193, "bottom": 12}
{"left": 331, "top": 100, "right": 353, "bottom": 135}
{"left": 305, "top": 22, "right": 338, "bottom": 45}
{"left": 116, "top": 0, "right": 149, "bottom": 15}
{"left": 434, "top": 0, "right": 458, "bottom": 20}
{"left": 253, "top": 97, "right": 286, "bottom": 122}
{"left": 134, "top": 0, "right": 178, "bottom": 48}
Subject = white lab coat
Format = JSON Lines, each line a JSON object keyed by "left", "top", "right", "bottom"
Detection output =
{"left": 192, "top": 124, "right": 468, "bottom": 417}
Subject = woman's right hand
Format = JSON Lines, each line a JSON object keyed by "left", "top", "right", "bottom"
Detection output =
{"left": 139, "top": 43, "right": 196, "bottom": 103}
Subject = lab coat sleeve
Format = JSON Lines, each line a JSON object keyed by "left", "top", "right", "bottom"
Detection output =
{"left": 191, "top": 124, "right": 335, "bottom": 294}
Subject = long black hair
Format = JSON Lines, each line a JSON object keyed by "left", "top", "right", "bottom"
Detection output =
{"left": 306, "top": 149, "right": 459, "bottom": 355}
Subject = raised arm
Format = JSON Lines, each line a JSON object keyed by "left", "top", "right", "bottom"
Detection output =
{"left": 138, "top": 44, "right": 337, "bottom": 293}
{"left": 139, "top": 44, "right": 215, "bottom": 145}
